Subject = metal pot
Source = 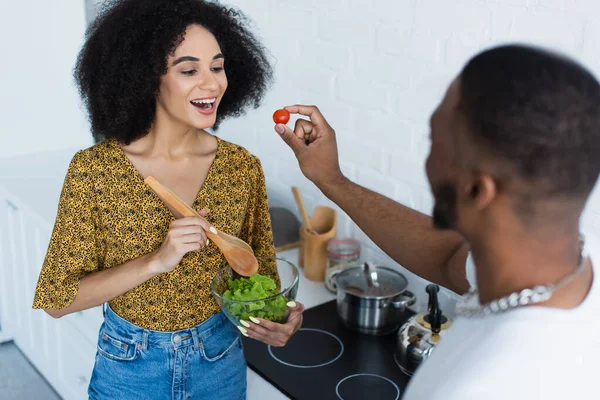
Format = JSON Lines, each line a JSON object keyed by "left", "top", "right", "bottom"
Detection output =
{"left": 394, "top": 284, "right": 453, "bottom": 375}
{"left": 332, "top": 262, "right": 416, "bottom": 335}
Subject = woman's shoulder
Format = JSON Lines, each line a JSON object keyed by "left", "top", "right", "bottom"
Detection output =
{"left": 216, "top": 137, "right": 261, "bottom": 166}
{"left": 68, "top": 139, "right": 119, "bottom": 168}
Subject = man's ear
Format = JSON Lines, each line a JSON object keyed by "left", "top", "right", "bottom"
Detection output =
{"left": 474, "top": 173, "right": 497, "bottom": 210}
{"left": 461, "top": 172, "right": 497, "bottom": 210}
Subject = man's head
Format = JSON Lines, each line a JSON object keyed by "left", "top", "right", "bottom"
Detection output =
{"left": 426, "top": 44, "right": 600, "bottom": 238}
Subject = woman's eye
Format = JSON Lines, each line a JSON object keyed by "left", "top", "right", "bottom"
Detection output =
{"left": 211, "top": 67, "right": 224, "bottom": 73}
{"left": 182, "top": 69, "right": 197, "bottom": 76}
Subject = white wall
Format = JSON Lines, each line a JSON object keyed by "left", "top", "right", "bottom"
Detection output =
{"left": 0, "top": 0, "right": 93, "bottom": 158}
{"left": 2, "top": 0, "right": 598, "bottom": 307}
{"left": 216, "top": 0, "right": 600, "bottom": 307}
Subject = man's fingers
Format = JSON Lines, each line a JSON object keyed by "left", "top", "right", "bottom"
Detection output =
{"left": 294, "top": 118, "right": 313, "bottom": 136}
{"left": 275, "top": 123, "right": 306, "bottom": 154}
{"left": 284, "top": 105, "right": 329, "bottom": 127}
{"left": 294, "top": 119, "right": 315, "bottom": 144}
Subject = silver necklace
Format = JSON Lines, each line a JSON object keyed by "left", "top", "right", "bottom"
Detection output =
{"left": 456, "top": 236, "right": 588, "bottom": 317}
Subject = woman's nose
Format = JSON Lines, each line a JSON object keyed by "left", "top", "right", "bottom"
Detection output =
{"left": 197, "top": 69, "right": 219, "bottom": 91}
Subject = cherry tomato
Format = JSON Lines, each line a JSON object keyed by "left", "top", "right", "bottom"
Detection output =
{"left": 273, "top": 109, "right": 290, "bottom": 124}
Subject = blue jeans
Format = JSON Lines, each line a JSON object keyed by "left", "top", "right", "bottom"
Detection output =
{"left": 88, "top": 304, "right": 247, "bottom": 400}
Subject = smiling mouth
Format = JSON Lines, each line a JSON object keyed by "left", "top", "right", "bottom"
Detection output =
{"left": 190, "top": 97, "right": 217, "bottom": 111}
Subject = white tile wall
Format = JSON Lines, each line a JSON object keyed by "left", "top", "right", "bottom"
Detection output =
{"left": 215, "top": 0, "right": 600, "bottom": 309}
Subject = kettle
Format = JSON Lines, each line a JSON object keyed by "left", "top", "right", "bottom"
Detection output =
{"left": 394, "top": 284, "right": 453, "bottom": 376}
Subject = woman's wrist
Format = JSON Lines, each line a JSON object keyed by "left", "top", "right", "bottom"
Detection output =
{"left": 143, "top": 251, "right": 165, "bottom": 277}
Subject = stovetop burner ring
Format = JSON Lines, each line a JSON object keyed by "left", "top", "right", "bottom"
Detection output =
{"left": 267, "top": 328, "right": 344, "bottom": 369}
{"left": 335, "top": 373, "right": 400, "bottom": 400}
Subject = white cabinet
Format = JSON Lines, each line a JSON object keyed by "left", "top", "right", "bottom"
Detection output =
{"left": 0, "top": 188, "right": 103, "bottom": 400}
{"left": 0, "top": 197, "right": 21, "bottom": 341}
{"left": 0, "top": 197, "right": 14, "bottom": 342}
{"left": 58, "top": 321, "right": 98, "bottom": 400}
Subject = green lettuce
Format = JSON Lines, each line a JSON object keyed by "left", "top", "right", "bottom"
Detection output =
{"left": 223, "top": 274, "right": 288, "bottom": 322}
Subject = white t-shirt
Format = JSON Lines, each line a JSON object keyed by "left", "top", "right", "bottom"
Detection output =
{"left": 403, "top": 234, "right": 600, "bottom": 400}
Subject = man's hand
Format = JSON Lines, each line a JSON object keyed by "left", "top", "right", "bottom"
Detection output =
{"left": 274, "top": 105, "right": 346, "bottom": 190}
{"left": 272, "top": 104, "right": 469, "bottom": 295}
{"left": 240, "top": 301, "right": 304, "bottom": 347}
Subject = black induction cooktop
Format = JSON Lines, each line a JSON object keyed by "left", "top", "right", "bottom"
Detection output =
{"left": 242, "top": 300, "right": 415, "bottom": 400}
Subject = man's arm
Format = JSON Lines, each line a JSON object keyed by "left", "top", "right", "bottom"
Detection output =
{"left": 275, "top": 105, "right": 470, "bottom": 294}
{"left": 323, "top": 177, "right": 470, "bottom": 294}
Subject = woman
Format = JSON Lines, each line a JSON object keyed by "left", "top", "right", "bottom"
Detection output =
{"left": 31, "top": 0, "right": 303, "bottom": 398}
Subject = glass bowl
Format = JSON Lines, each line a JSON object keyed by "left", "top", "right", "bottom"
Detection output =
{"left": 211, "top": 257, "right": 300, "bottom": 327}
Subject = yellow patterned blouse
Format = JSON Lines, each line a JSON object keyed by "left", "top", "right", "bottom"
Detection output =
{"left": 32, "top": 137, "right": 277, "bottom": 331}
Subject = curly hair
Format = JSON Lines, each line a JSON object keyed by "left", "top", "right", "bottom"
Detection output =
{"left": 74, "top": 0, "right": 273, "bottom": 144}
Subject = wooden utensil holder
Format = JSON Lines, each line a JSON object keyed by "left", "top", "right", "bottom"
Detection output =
{"left": 298, "top": 206, "right": 337, "bottom": 281}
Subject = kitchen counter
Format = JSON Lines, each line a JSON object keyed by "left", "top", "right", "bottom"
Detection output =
{"left": 247, "top": 247, "right": 336, "bottom": 400}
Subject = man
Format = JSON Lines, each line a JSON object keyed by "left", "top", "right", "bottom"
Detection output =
{"left": 274, "top": 44, "right": 599, "bottom": 399}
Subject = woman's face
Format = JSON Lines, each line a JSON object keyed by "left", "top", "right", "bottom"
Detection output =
{"left": 157, "top": 24, "right": 228, "bottom": 129}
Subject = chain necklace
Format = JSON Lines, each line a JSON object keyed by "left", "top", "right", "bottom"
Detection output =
{"left": 456, "top": 236, "right": 588, "bottom": 317}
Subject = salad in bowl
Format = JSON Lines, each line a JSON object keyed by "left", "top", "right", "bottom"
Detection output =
{"left": 211, "top": 257, "right": 300, "bottom": 326}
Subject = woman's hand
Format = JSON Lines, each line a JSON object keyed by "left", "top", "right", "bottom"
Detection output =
{"left": 149, "top": 210, "right": 215, "bottom": 274}
{"left": 239, "top": 301, "right": 305, "bottom": 347}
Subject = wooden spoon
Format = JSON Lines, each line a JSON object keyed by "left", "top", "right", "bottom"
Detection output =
{"left": 291, "top": 186, "right": 317, "bottom": 234}
{"left": 144, "top": 176, "right": 259, "bottom": 276}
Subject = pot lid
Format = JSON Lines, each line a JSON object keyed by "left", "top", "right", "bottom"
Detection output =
{"left": 335, "top": 262, "right": 408, "bottom": 298}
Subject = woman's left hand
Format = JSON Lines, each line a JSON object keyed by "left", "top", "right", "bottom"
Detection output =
{"left": 240, "top": 301, "right": 304, "bottom": 347}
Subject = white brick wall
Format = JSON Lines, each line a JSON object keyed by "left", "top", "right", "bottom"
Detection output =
{"left": 218, "top": 0, "right": 600, "bottom": 308}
